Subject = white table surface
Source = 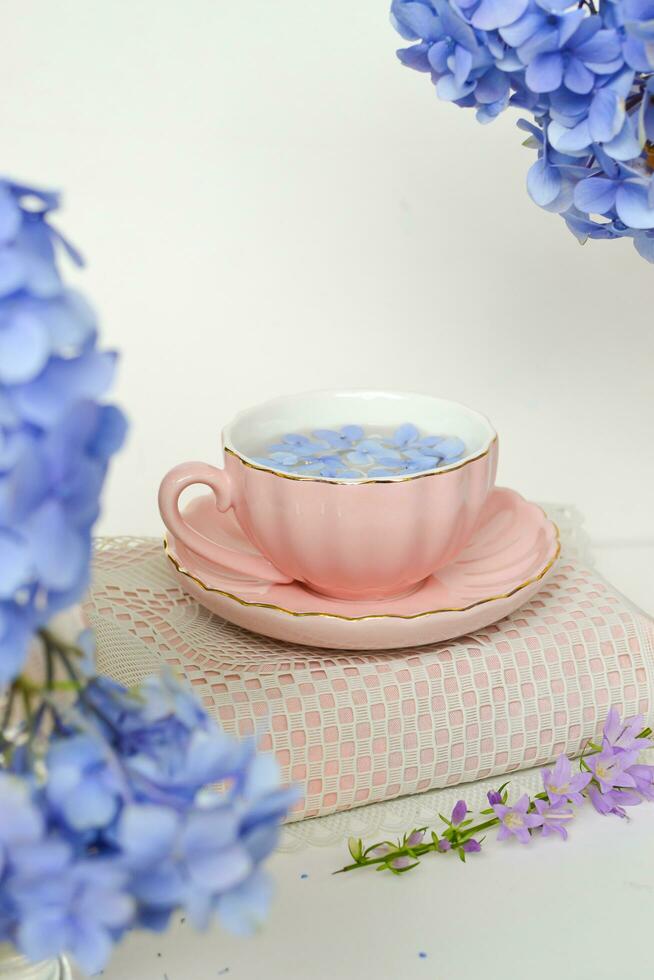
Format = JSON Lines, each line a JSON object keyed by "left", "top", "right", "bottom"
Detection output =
{"left": 101, "top": 541, "right": 654, "bottom": 980}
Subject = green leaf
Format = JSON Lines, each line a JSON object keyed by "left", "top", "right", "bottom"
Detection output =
{"left": 348, "top": 837, "right": 363, "bottom": 862}
{"left": 363, "top": 839, "right": 393, "bottom": 858}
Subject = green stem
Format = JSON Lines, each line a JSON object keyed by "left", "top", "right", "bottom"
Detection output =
{"left": 335, "top": 816, "right": 501, "bottom": 874}
{"left": 39, "top": 627, "right": 85, "bottom": 662}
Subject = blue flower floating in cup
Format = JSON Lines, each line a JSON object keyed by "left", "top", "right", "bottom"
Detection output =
{"left": 256, "top": 424, "right": 467, "bottom": 478}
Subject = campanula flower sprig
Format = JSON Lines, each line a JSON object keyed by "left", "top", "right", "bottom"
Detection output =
{"left": 390, "top": 0, "right": 654, "bottom": 261}
{"left": 336, "top": 709, "right": 654, "bottom": 875}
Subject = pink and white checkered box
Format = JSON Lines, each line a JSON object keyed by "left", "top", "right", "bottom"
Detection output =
{"left": 89, "top": 541, "right": 654, "bottom": 822}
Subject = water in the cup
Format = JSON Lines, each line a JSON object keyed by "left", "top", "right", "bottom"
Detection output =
{"left": 248, "top": 423, "right": 467, "bottom": 478}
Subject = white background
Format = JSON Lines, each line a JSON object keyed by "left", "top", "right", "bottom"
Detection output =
{"left": 1, "top": 0, "right": 652, "bottom": 543}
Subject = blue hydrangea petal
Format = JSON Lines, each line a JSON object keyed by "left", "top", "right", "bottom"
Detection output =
{"left": 516, "top": 26, "right": 559, "bottom": 63}
{"left": 67, "top": 921, "right": 114, "bottom": 977}
{"left": 436, "top": 436, "right": 467, "bottom": 459}
{"left": 588, "top": 88, "right": 624, "bottom": 143}
{"left": 0, "top": 603, "right": 31, "bottom": 683}
{"left": 0, "top": 446, "right": 49, "bottom": 526}
{"left": 624, "top": 35, "right": 651, "bottom": 71}
{"left": 0, "top": 184, "right": 21, "bottom": 245}
{"left": 602, "top": 117, "right": 643, "bottom": 161}
{"left": 346, "top": 450, "right": 369, "bottom": 465}
{"left": 0, "top": 530, "right": 31, "bottom": 597}
{"left": 392, "top": 423, "right": 420, "bottom": 446}
{"left": 397, "top": 41, "right": 433, "bottom": 71}
{"left": 616, "top": 181, "right": 654, "bottom": 228}
{"left": 182, "top": 809, "right": 240, "bottom": 861}
{"left": 26, "top": 499, "right": 86, "bottom": 591}
{"left": 0, "top": 389, "right": 18, "bottom": 426}
{"left": 548, "top": 117, "right": 592, "bottom": 152}
{"left": 563, "top": 57, "right": 595, "bottom": 94}
{"left": 13, "top": 351, "right": 118, "bottom": 427}
{"left": 217, "top": 869, "right": 273, "bottom": 937}
{"left": 437, "top": 73, "right": 476, "bottom": 101}
{"left": 428, "top": 39, "right": 451, "bottom": 72}
{"left": 633, "top": 230, "right": 654, "bottom": 260}
{"left": 0, "top": 246, "right": 25, "bottom": 298}
{"left": 527, "top": 158, "right": 562, "bottom": 206}
{"left": 9, "top": 181, "right": 60, "bottom": 213}
{"left": 0, "top": 429, "right": 35, "bottom": 470}
{"left": 393, "top": 1, "right": 442, "bottom": 40}
{"left": 536, "top": 0, "right": 574, "bottom": 11}
{"left": 437, "top": 0, "right": 479, "bottom": 50}
{"left": 118, "top": 805, "right": 180, "bottom": 868}
{"left": 59, "top": 457, "right": 106, "bottom": 528}
{"left": 89, "top": 405, "right": 128, "bottom": 460}
{"left": 310, "top": 453, "right": 340, "bottom": 464}
{"left": 526, "top": 51, "right": 564, "bottom": 92}
{"left": 548, "top": 86, "right": 590, "bottom": 121}
{"left": 0, "top": 311, "right": 50, "bottom": 384}
{"left": 357, "top": 439, "right": 388, "bottom": 455}
{"left": 375, "top": 455, "right": 405, "bottom": 467}
{"left": 16, "top": 911, "right": 69, "bottom": 965}
{"left": 44, "top": 290, "right": 97, "bottom": 352}
{"left": 280, "top": 433, "right": 312, "bottom": 448}
{"left": 575, "top": 28, "right": 622, "bottom": 63}
{"left": 63, "top": 781, "right": 119, "bottom": 831}
{"left": 391, "top": 0, "right": 423, "bottom": 40}
{"left": 9, "top": 839, "right": 69, "bottom": 880}
{"left": 312, "top": 428, "right": 341, "bottom": 445}
{"left": 475, "top": 67, "right": 510, "bottom": 102}
{"left": 270, "top": 451, "right": 299, "bottom": 466}
{"left": 15, "top": 220, "right": 62, "bottom": 298}
{"left": 472, "top": 0, "right": 529, "bottom": 30}
{"left": 340, "top": 425, "right": 364, "bottom": 441}
{"left": 558, "top": 8, "right": 587, "bottom": 46}
{"left": 405, "top": 448, "right": 441, "bottom": 466}
{"left": 573, "top": 177, "right": 618, "bottom": 213}
{"left": 500, "top": 11, "right": 543, "bottom": 46}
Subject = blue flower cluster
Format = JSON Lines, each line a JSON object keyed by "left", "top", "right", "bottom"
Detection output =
{"left": 256, "top": 423, "right": 467, "bottom": 477}
{"left": 0, "top": 180, "right": 127, "bottom": 684}
{"left": 0, "top": 669, "right": 295, "bottom": 975}
{"left": 391, "top": 0, "right": 654, "bottom": 259}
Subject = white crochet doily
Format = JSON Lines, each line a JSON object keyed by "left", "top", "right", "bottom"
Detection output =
{"left": 88, "top": 503, "right": 610, "bottom": 852}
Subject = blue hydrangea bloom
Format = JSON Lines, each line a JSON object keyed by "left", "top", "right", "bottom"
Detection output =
{"left": 390, "top": 0, "right": 654, "bottom": 259}
{"left": 0, "top": 671, "right": 296, "bottom": 974}
{"left": 0, "top": 179, "right": 126, "bottom": 682}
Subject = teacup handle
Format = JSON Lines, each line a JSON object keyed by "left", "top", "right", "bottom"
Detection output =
{"left": 158, "top": 462, "right": 293, "bottom": 584}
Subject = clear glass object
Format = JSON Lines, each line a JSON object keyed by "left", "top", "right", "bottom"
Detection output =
{"left": 0, "top": 946, "right": 72, "bottom": 980}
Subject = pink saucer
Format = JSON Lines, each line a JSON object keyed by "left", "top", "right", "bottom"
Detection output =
{"left": 164, "top": 488, "right": 559, "bottom": 650}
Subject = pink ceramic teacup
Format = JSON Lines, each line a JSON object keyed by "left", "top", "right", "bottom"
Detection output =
{"left": 158, "top": 390, "right": 498, "bottom": 601}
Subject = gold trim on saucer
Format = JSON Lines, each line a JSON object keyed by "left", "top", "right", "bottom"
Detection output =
{"left": 163, "top": 518, "right": 560, "bottom": 623}
{"left": 224, "top": 435, "right": 498, "bottom": 485}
